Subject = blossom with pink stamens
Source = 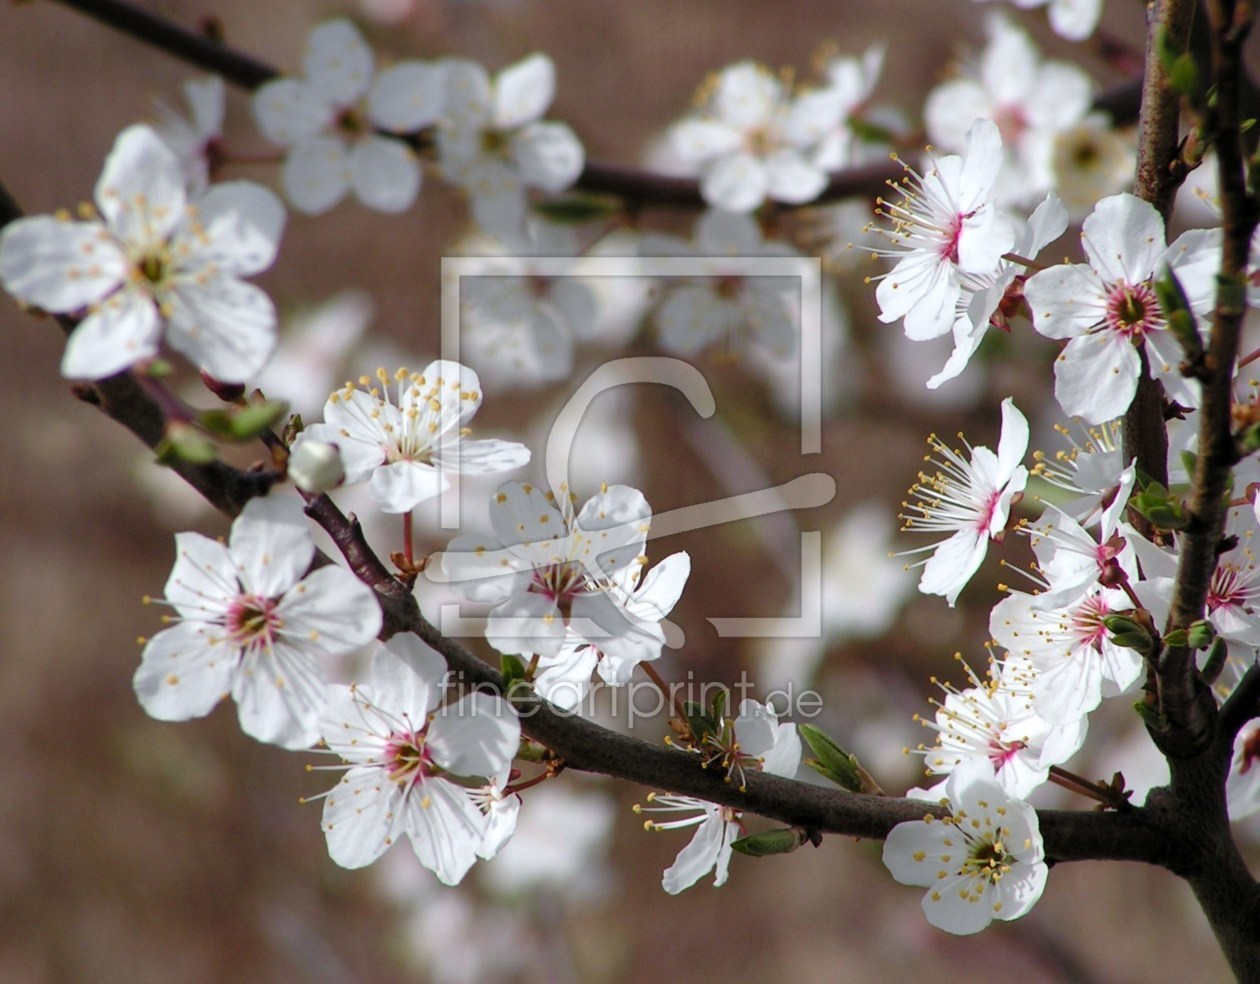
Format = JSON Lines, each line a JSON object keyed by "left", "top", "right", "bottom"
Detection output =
{"left": 900, "top": 398, "right": 1029, "bottom": 606}
{"left": 869, "top": 117, "right": 1017, "bottom": 342}
{"left": 1024, "top": 192, "right": 1220, "bottom": 423}
{"left": 134, "top": 494, "right": 382, "bottom": 749}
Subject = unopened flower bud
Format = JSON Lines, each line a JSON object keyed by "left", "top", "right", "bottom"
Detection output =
{"left": 288, "top": 439, "right": 344, "bottom": 493}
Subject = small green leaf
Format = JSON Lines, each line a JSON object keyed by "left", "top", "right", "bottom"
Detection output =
{"left": 228, "top": 400, "right": 289, "bottom": 439}
{"left": 501, "top": 653, "right": 528, "bottom": 687}
{"left": 799, "top": 723, "right": 864, "bottom": 792}
{"left": 157, "top": 423, "right": 217, "bottom": 464}
{"left": 532, "top": 194, "right": 621, "bottom": 224}
{"left": 1186, "top": 619, "right": 1215, "bottom": 650}
{"left": 730, "top": 827, "right": 805, "bottom": 857}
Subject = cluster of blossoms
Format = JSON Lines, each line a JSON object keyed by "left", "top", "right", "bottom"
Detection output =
{"left": 659, "top": 48, "right": 890, "bottom": 213}
{"left": 252, "top": 19, "right": 583, "bottom": 228}
{"left": 14, "top": 0, "right": 1260, "bottom": 960}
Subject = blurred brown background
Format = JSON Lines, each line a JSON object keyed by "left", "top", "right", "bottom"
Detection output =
{"left": 0, "top": 0, "right": 1241, "bottom": 981}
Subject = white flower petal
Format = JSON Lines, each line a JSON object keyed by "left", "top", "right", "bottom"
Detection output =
{"left": 1053, "top": 333, "right": 1140, "bottom": 423}
{"left": 669, "top": 119, "right": 743, "bottom": 165}
{"left": 165, "top": 275, "right": 277, "bottom": 383}
{"left": 763, "top": 149, "right": 827, "bottom": 204}
{"left": 712, "top": 62, "right": 780, "bottom": 131}
{"left": 282, "top": 136, "right": 351, "bottom": 215}
{"left": 350, "top": 136, "right": 422, "bottom": 213}
{"left": 404, "top": 778, "right": 488, "bottom": 885}
{"left": 371, "top": 633, "right": 447, "bottom": 721}
{"left": 493, "top": 53, "right": 555, "bottom": 130}
{"left": 369, "top": 460, "right": 448, "bottom": 512}
{"left": 278, "top": 565, "right": 383, "bottom": 657}
{"left": 369, "top": 60, "right": 447, "bottom": 131}
{"left": 0, "top": 217, "right": 125, "bottom": 312}
{"left": 1081, "top": 193, "right": 1165, "bottom": 285}
{"left": 163, "top": 531, "right": 235, "bottom": 620}
{"left": 229, "top": 493, "right": 314, "bottom": 598}
{"left": 303, "top": 19, "right": 374, "bottom": 106}
{"left": 427, "top": 692, "right": 519, "bottom": 777}
{"left": 252, "top": 78, "right": 332, "bottom": 147}
{"left": 193, "top": 181, "right": 286, "bottom": 276}
{"left": 232, "top": 643, "right": 328, "bottom": 748}
{"left": 60, "top": 289, "right": 161, "bottom": 379}
{"left": 511, "top": 121, "right": 584, "bottom": 192}
{"left": 487, "top": 593, "right": 567, "bottom": 658}
{"left": 662, "top": 810, "right": 733, "bottom": 894}
{"left": 95, "top": 125, "right": 186, "bottom": 246}
{"left": 133, "top": 620, "right": 237, "bottom": 722}
{"left": 323, "top": 766, "right": 404, "bottom": 869}
{"left": 431, "top": 437, "right": 531, "bottom": 476}
{"left": 700, "top": 153, "right": 768, "bottom": 213}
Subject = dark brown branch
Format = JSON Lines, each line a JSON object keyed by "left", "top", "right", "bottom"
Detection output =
{"left": 1220, "top": 663, "right": 1260, "bottom": 741}
{"left": 51, "top": 0, "right": 278, "bottom": 88}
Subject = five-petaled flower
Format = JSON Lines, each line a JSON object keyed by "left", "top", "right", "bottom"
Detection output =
{"left": 134, "top": 494, "right": 382, "bottom": 749}
{"left": 294, "top": 361, "right": 531, "bottom": 514}
{"left": 1023, "top": 192, "right": 1219, "bottom": 423}
{"left": 869, "top": 117, "right": 1017, "bottom": 343}
{"left": 883, "top": 759, "right": 1049, "bottom": 935}
{"left": 0, "top": 124, "right": 285, "bottom": 382}
{"left": 438, "top": 53, "right": 584, "bottom": 235}
{"left": 313, "top": 633, "right": 520, "bottom": 884}
{"left": 253, "top": 19, "right": 446, "bottom": 214}
{"left": 436, "top": 481, "right": 657, "bottom": 660}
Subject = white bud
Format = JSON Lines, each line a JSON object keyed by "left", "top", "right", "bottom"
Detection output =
{"left": 288, "top": 439, "right": 344, "bottom": 494}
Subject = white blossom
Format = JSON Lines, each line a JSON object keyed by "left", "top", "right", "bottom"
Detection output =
{"left": 439, "top": 54, "right": 584, "bottom": 235}
{"left": 133, "top": 494, "right": 382, "bottom": 749}
{"left": 313, "top": 633, "right": 520, "bottom": 884}
{"left": 642, "top": 208, "right": 798, "bottom": 357}
{"left": 0, "top": 124, "right": 284, "bottom": 382}
{"left": 884, "top": 759, "right": 1049, "bottom": 935}
{"left": 436, "top": 482, "right": 658, "bottom": 661}
{"left": 153, "top": 75, "right": 226, "bottom": 192}
{"left": 253, "top": 19, "right": 445, "bottom": 214}
{"left": 870, "top": 118, "right": 1017, "bottom": 342}
{"left": 900, "top": 397, "right": 1029, "bottom": 605}
{"left": 666, "top": 60, "right": 843, "bottom": 212}
{"left": 295, "top": 361, "right": 531, "bottom": 514}
{"left": 638, "top": 699, "right": 799, "bottom": 894}
{"left": 925, "top": 13, "right": 1093, "bottom": 209}
{"left": 1024, "top": 193, "right": 1220, "bottom": 423}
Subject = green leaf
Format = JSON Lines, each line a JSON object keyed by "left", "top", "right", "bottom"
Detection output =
{"left": 157, "top": 423, "right": 217, "bottom": 465}
{"left": 730, "top": 827, "right": 805, "bottom": 857}
{"left": 227, "top": 400, "right": 289, "bottom": 439}
{"left": 799, "top": 723, "right": 863, "bottom": 793}
{"left": 198, "top": 401, "right": 289, "bottom": 441}
{"left": 1186, "top": 620, "right": 1215, "bottom": 650}
{"left": 532, "top": 194, "right": 621, "bottom": 224}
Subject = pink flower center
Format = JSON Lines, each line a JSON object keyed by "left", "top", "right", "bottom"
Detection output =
{"left": 530, "top": 560, "right": 587, "bottom": 611}
{"left": 1069, "top": 593, "right": 1112, "bottom": 652}
{"left": 1104, "top": 282, "right": 1163, "bottom": 339}
{"left": 1208, "top": 564, "right": 1248, "bottom": 613}
{"left": 384, "top": 730, "right": 435, "bottom": 783}
{"left": 1241, "top": 729, "right": 1260, "bottom": 775}
{"left": 992, "top": 104, "right": 1028, "bottom": 148}
{"left": 225, "top": 594, "right": 282, "bottom": 649}
{"left": 939, "top": 214, "right": 964, "bottom": 264}
{"left": 988, "top": 735, "right": 1026, "bottom": 769}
